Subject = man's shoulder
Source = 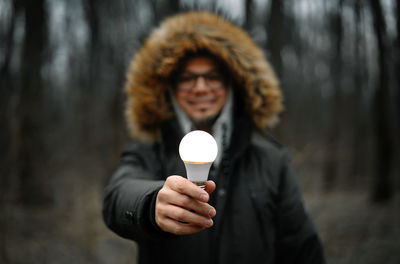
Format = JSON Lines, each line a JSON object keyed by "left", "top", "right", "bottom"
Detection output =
{"left": 122, "top": 140, "right": 160, "bottom": 159}
{"left": 251, "top": 130, "right": 284, "bottom": 153}
{"left": 118, "top": 141, "right": 161, "bottom": 170}
{"left": 124, "top": 140, "right": 157, "bottom": 151}
{"left": 248, "top": 130, "right": 292, "bottom": 168}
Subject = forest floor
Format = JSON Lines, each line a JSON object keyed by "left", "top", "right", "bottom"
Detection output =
{"left": 305, "top": 191, "right": 400, "bottom": 264}
{"left": 1, "top": 189, "right": 399, "bottom": 264}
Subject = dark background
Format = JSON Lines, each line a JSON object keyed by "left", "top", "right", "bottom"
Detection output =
{"left": 1, "top": 0, "right": 399, "bottom": 263}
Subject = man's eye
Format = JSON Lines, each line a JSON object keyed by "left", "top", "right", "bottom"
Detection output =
{"left": 206, "top": 74, "right": 222, "bottom": 81}
{"left": 179, "top": 75, "right": 195, "bottom": 82}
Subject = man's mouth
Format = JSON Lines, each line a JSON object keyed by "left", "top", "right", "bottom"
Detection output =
{"left": 189, "top": 99, "right": 215, "bottom": 109}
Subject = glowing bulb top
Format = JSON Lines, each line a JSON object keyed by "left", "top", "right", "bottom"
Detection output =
{"left": 179, "top": 130, "right": 218, "bottom": 163}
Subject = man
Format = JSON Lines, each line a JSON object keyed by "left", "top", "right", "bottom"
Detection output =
{"left": 102, "top": 11, "right": 325, "bottom": 264}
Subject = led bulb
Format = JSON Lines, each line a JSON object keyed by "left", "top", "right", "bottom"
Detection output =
{"left": 179, "top": 130, "right": 218, "bottom": 189}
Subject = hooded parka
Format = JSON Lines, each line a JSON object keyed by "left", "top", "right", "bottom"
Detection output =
{"left": 102, "top": 11, "right": 325, "bottom": 264}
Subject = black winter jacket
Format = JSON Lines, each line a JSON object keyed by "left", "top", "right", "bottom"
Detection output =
{"left": 102, "top": 115, "right": 325, "bottom": 264}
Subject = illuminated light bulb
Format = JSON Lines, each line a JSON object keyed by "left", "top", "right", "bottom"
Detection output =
{"left": 179, "top": 130, "right": 218, "bottom": 189}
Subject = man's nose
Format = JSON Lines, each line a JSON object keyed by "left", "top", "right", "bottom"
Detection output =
{"left": 192, "top": 76, "right": 208, "bottom": 92}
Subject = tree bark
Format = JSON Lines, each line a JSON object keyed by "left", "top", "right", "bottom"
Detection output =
{"left": 323, "top": 0, "right": 343, "bottom": 191}
{"left": 349, "top": 0, "right": 366, "bottom": 188}
{"left": 244, "top": 0, "right": 253, "bottom": 31}
{"left": 266, "top": 0, "right": 284, "bottom": 78}
{"left": 17, "top": 0, "right": 50, "bottom": 205}
{"left": 395, "top": 0, "right": 400, "bottom": 176}
{"left": 369, "top": 0, "right": 393, "bottom": 202}
{"left": 0, "top": 0, "right": 22, "bottom": 181}
{"left": 0, "top": 0, "right": 23, "bottom": 260}
{"left": 152, "top": 0, "right": 180, "bottom": 24}
{"left": 84, "top": 0, "right": 101, "bottom": 92}
{"left": 265, "top": 0, "right": 286, "bottom": 142}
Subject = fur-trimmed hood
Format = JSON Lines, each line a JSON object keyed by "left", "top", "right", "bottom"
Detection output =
{"left": 125, "top": 11, "right": 283, "bottom": 140}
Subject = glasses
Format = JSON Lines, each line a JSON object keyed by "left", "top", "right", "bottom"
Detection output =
{"left": 176, "top": 71, "right": 225, "bottom": 92}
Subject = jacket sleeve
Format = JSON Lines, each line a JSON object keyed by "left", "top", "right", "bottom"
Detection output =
{"left": 102, "top": 142, "right": 175, "bottom": 242}
{"left": 276, "top": 150, "right": 325, "bottom": 264}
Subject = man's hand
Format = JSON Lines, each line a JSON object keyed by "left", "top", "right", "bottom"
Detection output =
{"left": 155, "top": 175, "right": 216, "bottom": 235}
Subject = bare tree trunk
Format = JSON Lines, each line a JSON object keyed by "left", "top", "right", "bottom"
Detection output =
{"left": 17, "top": 0, "right": 50, "bottom": 205}
{"left": 152, "top": 0, "right": 180, "bottom": 24}
{"left": 323, "top": 0, "right": 343, "bottom": 191}
{"left": 1, "top": 2, "right": 24, "bottom": 260}
{"left": 84, "top": 0, "right": 101, "bottom": 92}
{"left": 266, "top": 0, "right": 283, "bottom": 78}
{"left": 0, "top": 0, "right": 22, "bottom": 191}
{"left": 396, "top": 0, "right": 400, "bottom": 121}
{"left": 369, "top": 0, "right": 394, "bottom": 202}
{"left": 349, "top": 0, "right": 366, "bottom": 188}
{"left": 265, "top": 0, "right": 285, "bottom": 141}
{"left": 244, "top": 0, "right": 253, "bottom": 31}
{"left": 394, "top": 0, "right": 400, "bottom": 181}
{"left": 82, "top": 0, "right": 102, "bottom": 149}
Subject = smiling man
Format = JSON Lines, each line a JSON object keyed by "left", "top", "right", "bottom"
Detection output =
{"left": 174, "top": 55, "right": 229, "bottom": 132}
{"left": 102, "top": 11, "right": 325, "bottom": 264}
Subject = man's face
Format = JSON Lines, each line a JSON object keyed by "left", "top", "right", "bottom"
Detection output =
{"left": 174, "top": 56, "right": 228, "bottom": 123}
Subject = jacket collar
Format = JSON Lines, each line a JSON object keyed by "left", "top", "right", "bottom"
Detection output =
{"left": 169, "top": 90, "right": 234, "bottom": 168}
{"left": 159, "top": 102, "right": 252, "bottom": 166}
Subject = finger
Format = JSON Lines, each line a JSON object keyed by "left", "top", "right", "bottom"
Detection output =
{"left": 165, "top": 204, "right": 214, "bottom": 228}
{"left": 160, "top": 217, "right": 206, "bottom": 235}
{"left": 166, "top": 176, "right": 209, "bottom": 202}
{"left": 204, "top": 180, "right": 216, "bottom": 195}
{"left": 166, "top": 191, "right": 216, "bottom": 218}
{"left": 158, "top": 186, "right": 215, "bottom": 218}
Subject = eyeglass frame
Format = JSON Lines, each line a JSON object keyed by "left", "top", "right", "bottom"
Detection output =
{"left": 174, "top": 70, "right": 227, "bottom": 92}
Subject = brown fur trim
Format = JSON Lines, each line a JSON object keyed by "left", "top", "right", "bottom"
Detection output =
{"left": 125, "top": 11, "right": 283, "bottom": 140}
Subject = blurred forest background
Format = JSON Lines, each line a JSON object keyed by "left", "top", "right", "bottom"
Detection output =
{"left": 0, "top": 0, "right": 399, "bottom": 263}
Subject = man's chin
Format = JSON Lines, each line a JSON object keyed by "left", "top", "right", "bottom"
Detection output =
{"left": 191, "top": 113, "right": 219, "bottom": 131}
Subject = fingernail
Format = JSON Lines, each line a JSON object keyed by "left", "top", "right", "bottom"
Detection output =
{"left": 200, "top": 193, "right": 208, "bottom": 201}
{"left": 208, "top": 208, "right": 216, "bottom": 217}
{"left": 205, "top": 219, "right": 213, "bottom": 227}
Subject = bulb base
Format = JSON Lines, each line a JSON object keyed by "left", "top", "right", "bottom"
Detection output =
{"left": 191, "top": 181, "right": 206, "bottom": 190}
{"left": 183, "top": 162, "right": 212, "bottom": 189}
